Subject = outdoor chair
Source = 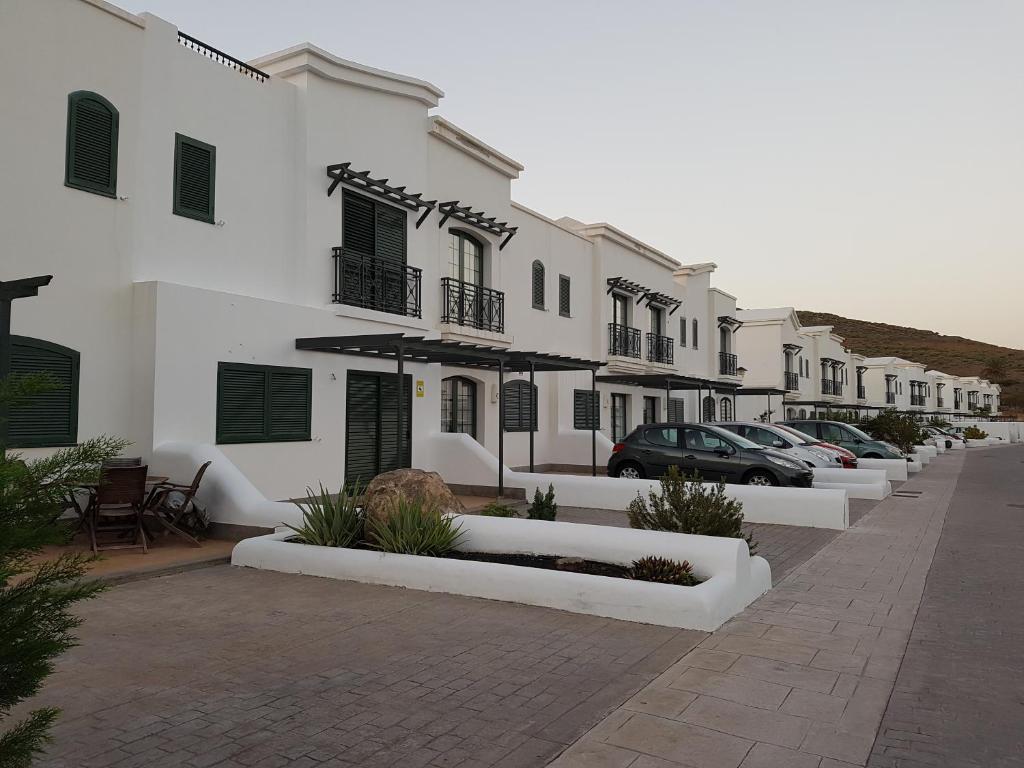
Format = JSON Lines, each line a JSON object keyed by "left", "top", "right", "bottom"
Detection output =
{"left": 87, "top": 465, "right": 149, "bottom": 554}
{"left": 144, "top": 461, "right": 212, "bottom": 547}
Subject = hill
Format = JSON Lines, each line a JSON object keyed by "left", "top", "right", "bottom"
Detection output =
{"left": 796, "top": 311, "right": 1023, "bottom": 412}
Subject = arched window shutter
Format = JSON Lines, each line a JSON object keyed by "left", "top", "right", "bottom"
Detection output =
{"left": 531, "top": 261, "right": 545, "bottom": 309}
{"left": 7, "top": 336, "right": 80, "bottom": 447}
{"left": 503, "top": 380, "right": 538, "bottom": 432}
{"left": 65, "top": 91, "right": 118, "bottom": 197}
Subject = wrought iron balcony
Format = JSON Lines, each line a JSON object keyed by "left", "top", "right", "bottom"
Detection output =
{"left": 886, "top": 392, "right": 896, "bottom": 404}
{"left": 857, "top": 385, "right": 867, "bottom": 400}
{"left": 785, "top": 371, "right": 799, "bottom": 391}
{"left": 440, "top": 278, "right": 504, "bottom": 334}
{"left": 822, "top": 380, "right": 843, "bottom": 396}
{"left": 608, "top": 323, "right": 641, "bottom": 359}
{"left": 646, "top": 333, "right": 674, "bottom": 365}
{"left": 910, "top": 394, "right": 926, "bottom": 406}
{"left": 719, "top": 352, "right": 738, "bottom": 376}
{"left": 332, "top": 248, "right": 422, "bottom": 318}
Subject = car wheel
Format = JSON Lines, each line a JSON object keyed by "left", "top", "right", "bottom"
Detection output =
{"left": 744, "top": 470, "right": 777, "bottom": 487}
{"left": 616, "top": 462, "right": 644, "bottom": 480}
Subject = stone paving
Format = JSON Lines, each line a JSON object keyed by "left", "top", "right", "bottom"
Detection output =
{"left": 868, "top": 444, "right": 1024, "bottom": 767}
{"left": 31, "top": 566, "right": 703, "bottom": 768}
{"left": 550, "top": 451, "right": 969, "bottom": 767}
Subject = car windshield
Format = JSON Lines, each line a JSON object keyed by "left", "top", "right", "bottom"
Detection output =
{"left": 844, "top": 424, "right": 875, "bottom": 441}
{"left": 774, "top": 425, "right": 818, "bottom": 445}
{"left": 704, "top": 425, "right": 761, "bottom": 450}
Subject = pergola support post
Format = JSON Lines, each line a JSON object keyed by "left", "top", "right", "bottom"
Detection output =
{"left": 528, "top": 361, "right": 535, "bottom": 473}
{"left": 396, "top": 344, "right": 405, "bottom": 468}
{"left": 591, "top": 369, "right": 597, "bottom": 477}
{"left": 498, "top": 359, "right": 505, "bottom": 497}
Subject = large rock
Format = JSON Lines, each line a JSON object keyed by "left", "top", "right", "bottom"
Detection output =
{"left": 362, "top": 468, "right": 465, "bottom": 527}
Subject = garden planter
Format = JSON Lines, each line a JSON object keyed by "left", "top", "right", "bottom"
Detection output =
{"left": 232, "top": 515, "right": 771, "bottom": 631}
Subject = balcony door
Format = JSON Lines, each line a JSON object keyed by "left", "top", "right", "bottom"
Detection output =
{"left": 448, "top": 231, "right": 482, "bottom": 286}
{"left": 649, "top": 306, "right": 664, "bottom": 336}
{"left": 612, "top": 293, "right": 630, "bottom": 327}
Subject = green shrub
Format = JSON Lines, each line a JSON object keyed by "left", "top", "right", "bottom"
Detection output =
{"left": 859, "top": 409, "right": 926, "bottom": 453}
{"left": 627, "top": 467, "right": 755, "bottom": 553}
{"left": 927, "top": 416, "right": 952, "bottom": 429}
{"left": 627, "top": 556, "right": 697, "bottom": 586}
{"left": 285, "top": 481, "right": 364, "bottom": 548}
{"left": 528, "top": 484, "right": 558, "bottom": 521}
{"left": 368, "top": 498, "right": 465, "bottom": 556}
{"left": 963, "top": 426, "right": 989, "bottom": 439}
{"left": 479, "top": 502, "right": 520, "bottom": 518}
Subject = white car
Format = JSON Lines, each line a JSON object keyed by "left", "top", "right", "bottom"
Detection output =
{"left": 716, "top": 422, "right": 844, "bottom": 469}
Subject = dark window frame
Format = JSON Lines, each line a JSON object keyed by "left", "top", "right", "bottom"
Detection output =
{"left": 442, "top": 375, "right": 477, "bottom": 438}
{"left": 531, "top": 260, "right": 545, "bottom": 310}
{"left": 216, "top": 362, "right": 312, "bottom": 444}
{"left": 173, "top": 132, "right": 217, "bottom": 224}
{"left": 679, "top": 316, "right": 687, "bottom": 346}
{"left": 65, "top": 90, "right": 119, "bottom": 198}
{"left": 7, "top": 336, "right": 80, "bottom": 448}
{"left": 692, "top": 318, "right": 699, "bottom": 349}
{"left": 558, "top": 274, "right": 571, "bottom": 317}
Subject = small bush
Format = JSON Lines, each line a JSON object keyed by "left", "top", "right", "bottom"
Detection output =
{"left": 479, "top": 502, "right": 520, "bottom": 518}
{"left": 859, "top": 409, "right": 926, "bottom": 453}
{"left": 628, "top": 467, "right": 755, "bottom": 553}
{"left": 628, "top": 556, "right": 697, "bottom": 586}
{"left": 963, "top": 426, "right": 989, "bottom": 439}
{"left": 528, "top": 484, "right": 558, "bottom": 521}
{"left": 368, "top": 498, "right": 465, "bottom": 556}
{"left": 285, "top": 481, "right": 364, "bottom": 547}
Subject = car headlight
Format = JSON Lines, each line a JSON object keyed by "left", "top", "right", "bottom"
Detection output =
{"left": 807, "top": 448, "right": 835, "bottom": 463}
{"left": 765, "top": 454, "right": 804, "bottom": 471}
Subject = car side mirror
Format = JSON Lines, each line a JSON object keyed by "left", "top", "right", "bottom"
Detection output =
{"left": 715, "top": 446, "right": 735, "bottom": 457}
{"left": 772, "top": 440, "right": 786, "bottom": 448}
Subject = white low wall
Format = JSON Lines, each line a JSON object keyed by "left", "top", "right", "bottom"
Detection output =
{"left": 811, "top": 467, "right": 890, "bottom": 500}
{"left": 966, "top": 439, "right": 990, "bottom": 448}
{"left": 508, "top": 472, "right": 849, "bottom": 530}
{"left": 917, "top": 445, "right": 938, "bottom": 459}
{"left": 232, "top": 515, "right": 771, "bottom": 631}
{"left": 857, "top": 458, "right": 909, "bottom": 482}
{"left": 907, "top": 459, "right": 922, "bottom": 473}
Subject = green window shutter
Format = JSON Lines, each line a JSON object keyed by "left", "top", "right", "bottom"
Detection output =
{"left": 268, "top": 369, "right": 312, "bottom": 441}
{"left": 679, "top": 316, "right": 687, "bottom": 346}
{"left": 174, "top": 133, "right": 216, "bottom": 223}
{"left": 7, "top": 336, "right": 80, "bottom": 448}
{"left": 667, "top": 398, "right": 685, "bottom": 422}
{"left": 558, "top": 275, "right": 571, "bottom": 317}
{"left": 65, "top": 91, "right": 118, "bottom": 197}
{"left": 531, "top": 261, "right": 545, "bottom": 309}
{"left": 216, "top": 363, "right": 311, "bottom": 444}
{"left": 573, "top": 390, "right": 599, "bottom": 430}
{"left": 503, "top": 380, "right": 537, "bottom": 432}
{"left": 374, "top": 203, "right": 407, "bottom": 265}
{"left": 342, "top": 190, "right": 376, "bottom": 257}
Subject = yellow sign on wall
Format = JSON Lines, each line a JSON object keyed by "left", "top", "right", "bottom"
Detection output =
{"left": 416, "top": 380, "right": 425, "bottom": 397}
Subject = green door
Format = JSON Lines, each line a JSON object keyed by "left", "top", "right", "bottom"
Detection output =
{"left": 345, "top": 371, "right": 412, "bottom": 486}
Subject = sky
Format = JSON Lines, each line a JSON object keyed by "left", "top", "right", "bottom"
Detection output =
{"left": 119, "top": 0, "right": 1024, "bottom": 349}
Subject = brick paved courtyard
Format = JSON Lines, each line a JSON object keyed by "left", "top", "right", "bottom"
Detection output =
{"left": 29, "top": 566, "right": 703, "bottom": 767}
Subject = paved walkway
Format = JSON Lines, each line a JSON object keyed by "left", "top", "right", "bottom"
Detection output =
{"left": 31, "top": 567, "right": 703, "bottom": 768}
{"left": 550, "top": 450, "right": 971, "bottom": 767}
{"left": 868, "top": 444, "right": 1024, "bottom": 767}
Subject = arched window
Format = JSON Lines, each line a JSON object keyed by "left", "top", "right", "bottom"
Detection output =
{"left": 786, "top": 407, "right": 796, "bottom": 419}
{"left": 503, "top": 380, "right": 538, "bottom": 432}
{"left": 531, "top": 261, "right": 545, "bottom": 309}
{"left": 702, "top": 395, "right": 716, "bottom": 422}
{"left": 799, "top": 408, "right": 807, "bottom": 419}
{"left": 66, "top": 91, "right": 118, "bottom": 197}
{"left": 692, "top": 318, "right": 699, "bottom": 349}
{"left": 7, "top": 336, "right": 80, "bottom": 447}
{"left": 720, "top": 397, "right": 733, "bottom": 421}
{"left": 441, "top": 376, "right": 477, "bottom": 438}
{"left": 448, "top": 231, "right": 483, "bottom": 285}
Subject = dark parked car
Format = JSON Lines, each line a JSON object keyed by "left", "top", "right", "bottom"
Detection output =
{"left": 782, "top": 420, "right": 905, "bottom": 460}
{"left": 608, "top": 422, "right": 814, "bottom": 487}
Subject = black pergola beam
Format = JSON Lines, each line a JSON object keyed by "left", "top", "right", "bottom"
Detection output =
{"left": 437, "top": 200, "right": 518, "bottom": 248}
{"left": 326, "top": 163, "right": 437, "bottom": 228}
{"left": 606, "top": 277, "right": 647, "bottom": 296}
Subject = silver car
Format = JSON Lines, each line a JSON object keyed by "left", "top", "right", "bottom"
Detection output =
{"left": 717, "top": 422, "right": 844, "bottom": 469}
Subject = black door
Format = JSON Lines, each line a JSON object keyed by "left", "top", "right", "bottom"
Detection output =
{"left": 643, "top": 396, "right": 659, "bottom": 424}
{"left": 681, "top": 427, "right": 741, "bottom": 482}
{"left": 639, "top": 426, "right": 681, "bottom": 476}
{"left": 345, "top": 371, "right": 412, "bottom": 486}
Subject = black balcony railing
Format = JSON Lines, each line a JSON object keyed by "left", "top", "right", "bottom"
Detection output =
{"left": 910, "top": 394, "right": 926, "bottom": 407}
{"left": 857, "top": 385, "right": 867, "bottom": 400}
{"left": 440, "top": 278, "right": 504, "bottom": 333}
{"left": 178, "top": 32, "right": 269, "bottom": 82}
{"left": 332, "top": 248, "right": 422, "bottom": 318}
{"left": 886, "top": 392, "right": 896, "bottom": 404}
{"left": 822, "top": 380, "right": 843, "bottom": 396}
{"left": 646, "top": 333, "right": 674, "bottom": 365}
{"left": 608, "top": 323, "right": 641, "bottom": 358}
{"left": 719, "top": 352, "right": 738, "bottom": 376}
{"left": 784, "top": 371, "right": 799, "bottom": 391}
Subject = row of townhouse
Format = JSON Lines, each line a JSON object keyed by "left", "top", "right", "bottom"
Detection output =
{"left": 733, "top": 311, "right": 1001, "bottom": 422}
{"left": 0, "top": 0, "right": 1000, "bottom": 504}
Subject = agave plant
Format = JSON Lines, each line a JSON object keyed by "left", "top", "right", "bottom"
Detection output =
{"left": 367, "top": 497, "right": 465, "bottom": 556}
{"left": 284, "top": 481, "right": 364, "bottom": 547}
{"left": 627, "top": 556, "right": 698, "bottom": 587}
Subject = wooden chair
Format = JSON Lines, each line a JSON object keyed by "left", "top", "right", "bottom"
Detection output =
{"left": 87, "top": 465, "right": 149, "bottom": 554}
{"left": 144, "top": 461, "right": 211, "bottom": 547}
